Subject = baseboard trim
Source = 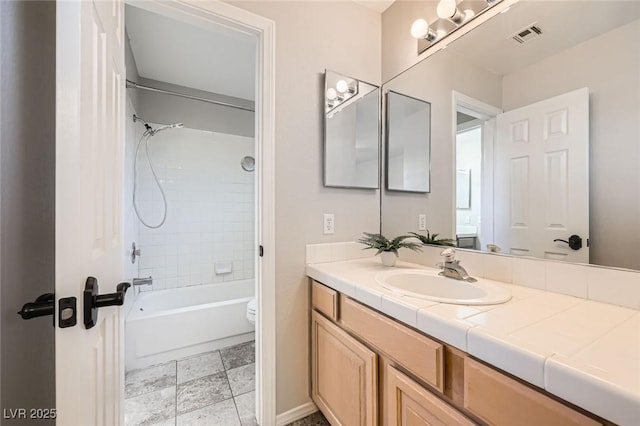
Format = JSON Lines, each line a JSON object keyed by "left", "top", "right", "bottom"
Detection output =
{"left": 275, "top": 401, "right": 318, "bottom": 426}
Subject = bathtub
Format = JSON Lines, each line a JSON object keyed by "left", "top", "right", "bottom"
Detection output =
{"left": 125, "top": 279, "right": 255, "bottom": 370}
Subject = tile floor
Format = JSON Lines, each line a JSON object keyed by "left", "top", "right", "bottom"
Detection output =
{"left": 124, "top": 339, "right": 330, "bottom": 426}
{"left": 125, "top": 341, "right": 257, "bottom": 426}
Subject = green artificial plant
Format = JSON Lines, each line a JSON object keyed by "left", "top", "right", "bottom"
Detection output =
{"left": 408, "top": 231, "right": 457, "bottom": 247}
{"left": 358, "top": 232, "right": 422, "bottom": 255}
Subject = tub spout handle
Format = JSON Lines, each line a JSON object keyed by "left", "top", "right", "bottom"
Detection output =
{"left": 132, "top": 277, "right": 153, "bottom": 287}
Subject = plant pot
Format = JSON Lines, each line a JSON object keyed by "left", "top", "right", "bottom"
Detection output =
{"left": 380, "top": 251, "right": 397, "bottom": 267}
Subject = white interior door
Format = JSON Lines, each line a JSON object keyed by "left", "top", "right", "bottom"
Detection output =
{"left": 494, "top": 87, "right": 589, "bottom": 263}
{"left": 55, "top": 0, "right": 126, "bottom": 424}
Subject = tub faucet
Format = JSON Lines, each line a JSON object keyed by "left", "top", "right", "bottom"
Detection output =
{"left": 438, "top": 249, "right": 477, "bottom": 283}
{"left": 132, "top": 277, "right": 153, "bottom": 287}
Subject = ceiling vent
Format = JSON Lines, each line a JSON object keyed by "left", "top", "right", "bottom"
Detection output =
{"left": 511, "top": 23, "right": 543, "bottom": 44}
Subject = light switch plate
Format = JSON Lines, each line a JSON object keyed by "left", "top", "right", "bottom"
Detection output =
{"left": 323, "top": 213, "right": 335, "bottom": 234}
{"left": 418, "top": 214, "right": 427, "bottom": 231}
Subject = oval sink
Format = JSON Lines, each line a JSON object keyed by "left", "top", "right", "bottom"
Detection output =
{"left": 375, "top": 269, "right": 511, "bottom": 305}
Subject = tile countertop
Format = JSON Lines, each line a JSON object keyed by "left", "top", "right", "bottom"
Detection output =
{"left": 306, "top": 257, "right": 640, "bottom": 426}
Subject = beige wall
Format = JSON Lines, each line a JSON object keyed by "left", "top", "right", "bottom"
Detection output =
{"left": 136, "top": 76, "right": 255, "bottom": 137}
{"left": 502, "top": 20, "right": 640, "bottom": 269}
{"left": 228, "top": 1, "right": 382, "bottom": 415}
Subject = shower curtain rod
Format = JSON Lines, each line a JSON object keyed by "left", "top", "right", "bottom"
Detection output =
{"left": 126, "top": 80, "right": 255, "bottom": 112}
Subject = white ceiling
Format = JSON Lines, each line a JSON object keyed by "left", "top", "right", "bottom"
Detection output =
{"left": 447, "top": 1, "right": 640, "bottom": 76}
{"left": 353, "top": 0, "right": 396, "bottom": 14}
{"left": 125, "top": 5, "right": 256, "bottom": 101}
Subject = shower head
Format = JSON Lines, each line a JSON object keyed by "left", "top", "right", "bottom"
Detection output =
{"left": 151, "top": 122, "right": 184, "bottom": 135}
{"left": 133, "top": 114, "right": 184, "bottom": 135}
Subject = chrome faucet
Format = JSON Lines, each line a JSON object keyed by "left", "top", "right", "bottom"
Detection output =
{"left": 438, "top": 249, "right": 477, "bottom": 282}
{"left": 132, "top": 276, "right": 153, "bottom": 287}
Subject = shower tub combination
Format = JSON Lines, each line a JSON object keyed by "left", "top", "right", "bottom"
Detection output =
{"left": 125, "top": 279, "right": 255, "bottom": 370}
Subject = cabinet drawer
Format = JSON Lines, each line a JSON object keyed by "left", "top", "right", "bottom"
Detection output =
{"left": 312, "top": 281, "right": 338, "bottom": 321}
{"left": 464, "top": 358, "right": 601, "bottom": 426}
{"left": 387, "top": 365, "right": 474, "bottom": 426}
{"left": 340, "top": 295, "right": 444, "bottom": 392}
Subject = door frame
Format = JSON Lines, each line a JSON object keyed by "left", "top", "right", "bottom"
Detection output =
{"left": 451, "top": 91, "right": 502, "bottom": 246}
{"left": 125, "top": 1, "right": 276, "bottom": 424}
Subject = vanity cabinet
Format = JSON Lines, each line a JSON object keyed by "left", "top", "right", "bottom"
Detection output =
{"left": 310, "top": 280, "right": 606, "bottom": 426}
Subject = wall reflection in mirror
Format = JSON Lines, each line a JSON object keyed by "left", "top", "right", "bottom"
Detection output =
{"left": 324, "top": 70, "right": 380, "bottom": 189}
{"left": 382, "top": 1, "right": 640, "bottom": 270}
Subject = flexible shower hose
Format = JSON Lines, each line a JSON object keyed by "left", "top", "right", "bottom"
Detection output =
{"left": 133, "top": 131, "right": 168, "bottom": 229}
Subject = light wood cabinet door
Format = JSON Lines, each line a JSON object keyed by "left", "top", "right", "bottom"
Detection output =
{"left": 311, "top": 310, "right": 378, "bottom": 426}
{"left": 387, "top": 365, "right": 475, "bottom": 426}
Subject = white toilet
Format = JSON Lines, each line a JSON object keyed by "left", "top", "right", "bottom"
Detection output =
{"left": 246, "top": 297, "right": 257, "bottom": 324}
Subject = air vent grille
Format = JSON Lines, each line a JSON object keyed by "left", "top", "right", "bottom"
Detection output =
{"left": 511, "top": 23, "right": 543, "bottom": 44}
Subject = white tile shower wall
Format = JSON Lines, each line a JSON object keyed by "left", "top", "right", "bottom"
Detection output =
{"left": 135, "top": 126, "right": 255, "bottom": 291}
{"left": 305, "top": 242, "right": 640, "bottom": 311}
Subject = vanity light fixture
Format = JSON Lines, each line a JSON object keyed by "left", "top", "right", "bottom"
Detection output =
{"left": 412, "top": 0, "right": 504, "bottom": 54}
{"left": 411, "top": 18, "right": 438, "bottom": 42}
{"left": 325, "top": 78, "right": 359, "bottom": 113}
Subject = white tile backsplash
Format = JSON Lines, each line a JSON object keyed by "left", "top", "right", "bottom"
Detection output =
{"left": 309, "top": 242, "right": 640, "bottom": 311}
{"left": 135, "top": 127, "right": 255, "bottom": 290}
{"left": 512, "top": 257, "right": 546, "bottom": 290}
{"left": 587, "top": 267, "right": 640, "bottom": 310}
{"left": 483, "top": 253, "right": 513, "bottom": 283}
{"left": 545, "top": 261, "right": 588, "bottom": 298}
{"left": 305, "top": 241, "right": 374, "bottom": 264}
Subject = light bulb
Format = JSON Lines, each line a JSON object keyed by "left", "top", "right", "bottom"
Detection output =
{"left": 437, "top": 0, "right": 456, "bottom": 19}
{"left": 326, "top": 88, "right": 337, "bottom": 100}
{"left": 336, "top": 80, "right": 349, "bottom": 94}
{"left": 410, "top": 19, "right": 430, "bottom": 39}
{"left": 437, "top": 0, "right": 465, "bottom": 24}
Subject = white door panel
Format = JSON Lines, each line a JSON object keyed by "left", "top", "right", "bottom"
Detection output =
{"left": 56, "top": 0, "right": 125, "bottom": 424}
{"left": 494, "top": 88, "right": 589, "bottom": 263}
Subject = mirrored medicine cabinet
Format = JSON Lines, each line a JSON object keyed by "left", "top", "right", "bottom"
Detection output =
{"left": 323, "top": 70, "right": 380, "bottom": 189}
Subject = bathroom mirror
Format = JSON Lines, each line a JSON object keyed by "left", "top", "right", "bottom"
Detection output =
{"left": 386, "top": 91, "right": 431, "bottom": 193}
{"left": 324, "top": 70, "right": 380, "bottom": 189}
{"left": 381, "top": 1, "right": 640, "bottom": 270}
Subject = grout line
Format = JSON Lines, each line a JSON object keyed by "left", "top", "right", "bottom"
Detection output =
{"left": 232, "top": 394, "right": 243, "bottom": 426}
{"left": 174, "top": 359, "right": 178, "bottom": 425}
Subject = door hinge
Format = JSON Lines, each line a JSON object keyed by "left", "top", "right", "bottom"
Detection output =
{"left": 259, "top": 245, "right": 264, "bottom": 257}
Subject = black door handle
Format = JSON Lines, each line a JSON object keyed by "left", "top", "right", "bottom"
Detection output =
{"left": 84, "top": 277, "right": 131, "bottom": 329}
{"left": 554, "top": 234, "right": 583, "bottom": 250}
{"left": 17, "top": 293, "right": 54, "bottom": 320}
